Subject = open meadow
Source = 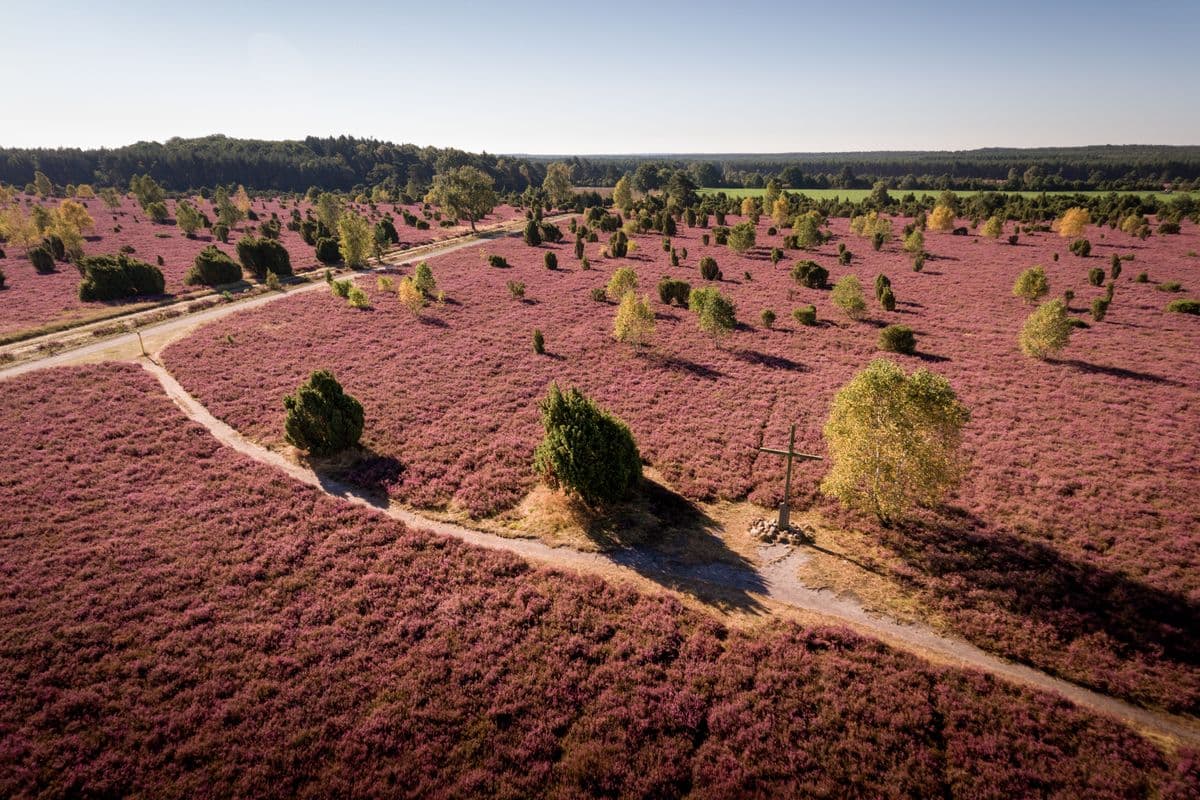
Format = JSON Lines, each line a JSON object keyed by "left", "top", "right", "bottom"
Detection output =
{"left": 0, "top": 363, "right": 1195, "bottom": 798}
{"left": 161, "top": 210, "right": 1200, "bottom": 714}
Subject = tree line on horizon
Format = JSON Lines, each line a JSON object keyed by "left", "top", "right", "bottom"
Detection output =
{"left": 2, "top": 136, "right": 1199, "bottom": 197}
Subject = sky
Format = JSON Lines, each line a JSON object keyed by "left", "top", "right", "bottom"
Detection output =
{"left": 2, "top": 0, "right": 1198, "bottom": 154}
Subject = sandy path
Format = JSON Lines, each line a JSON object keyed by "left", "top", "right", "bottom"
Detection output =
{"left": 138, "top": 356, "right": 1200, "bottom": 748}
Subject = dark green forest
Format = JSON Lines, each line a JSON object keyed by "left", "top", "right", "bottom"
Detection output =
{"left": 2, "top": 135, "right": 1198, "bottom": 194}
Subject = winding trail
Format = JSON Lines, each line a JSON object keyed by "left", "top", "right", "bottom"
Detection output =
{"left": 2, "top": 220, "right": 1196, "bottom": 748}
{"left": 140, "top": 357, "right": 1200, "bottom": 748}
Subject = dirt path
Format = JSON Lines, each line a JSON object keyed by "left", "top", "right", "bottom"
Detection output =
{"left": 0, "top": 217, "right": 541, "bottom": 376}
{"left": 138, "top": 357, "right": 1200, "bottom": 748}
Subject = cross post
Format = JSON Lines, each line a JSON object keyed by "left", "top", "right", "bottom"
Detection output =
{"left": 757, "top": 423, "right": 823, "bottom": 531}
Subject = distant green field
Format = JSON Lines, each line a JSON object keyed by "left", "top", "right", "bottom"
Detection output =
{"left": 698, "top": 187, "right": 1195, "bottom": 203}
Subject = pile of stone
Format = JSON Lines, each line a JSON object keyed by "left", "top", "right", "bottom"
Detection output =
{"left": 748, "top": 518, "right": 809, "bottom": 546}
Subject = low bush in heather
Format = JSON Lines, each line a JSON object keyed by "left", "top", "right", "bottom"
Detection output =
{"left": 1166, "top": 298, "right": 1200, "bottom": 314}
{"left": 236, "top": 235, "right": 292, "bottom": 280}
{"left": 878, "top": 324, "right": 916, "bottom": 354}
{"left": 657, "top": 277, "right": 691, "bottom": 306}
{"left": 77, "top": 253, "right": 165, "bottom": 301}
{"left": 185, "top": 245, "right": 242, "bottom": 287}
{"left": 790, "top": 260, "right": 828, "bottom": 289}
{"left": 533, "top": 383, "right": 641, "bottom": 506}
{"left": 283, "top": 369, "right": 364, "bottom": 456}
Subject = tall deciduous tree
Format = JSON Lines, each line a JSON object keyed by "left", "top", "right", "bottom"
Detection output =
{"left": 426, "top": 166, "right": 497, "bottom": 231}
{"left": 821, "top": 359, "right": 970, "bottom": 524}
{"left": 612, "top": 174, "right": 633, "bottom": 213}
{"left": 337, "top": 210, "right": 373, "bottom": 267}
{"left": 542, "top": 162, "right": 574, "bottom": 210}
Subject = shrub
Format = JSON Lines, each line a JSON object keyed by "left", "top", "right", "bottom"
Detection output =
{"left": 1063, "top": 289, "right": 1075, "bottom": 306}
{"left": 507, "top": 280, "right": 526, "bottom": 299}
{"left": 879, "top": 286, "right": 896, "bottom": 312}
{"left": 981, "top": 216, "right": 1003, "bottom": 239}
{"left": 760, "top": 309, "right": 776, "bottom": 328}
{"left": 657, "top": 277, "right": 691, "bottom": 306}
{"left": 488, "top": 254, "right": 509, "bottom": 268}
{"left": 589, "top": 287, "right": 607, "bottom": 302}
{"left": 77, "top": 254, "right": 165, "bottom": 301}
{"left": 1019, "top": 299, "right": 1072, "bottom": 359}
{"left": 613, "top": 291, "right": 655, "bottom": 346}
{"left": 871, "top": 232, "right": 886, "bottom": 251}
{"left": 1157, "top": 281, "right": 1182, "bottom": 292}
{"left": 185, "top": 245, "right": 241, "bottom": 286}
{"left": 315, "top": 237, "right": 341, "bottom": 264}
{"left": 912, "top": 253, "right": 925, "bottom": 272}
{"left": 532, "top": 328, "right": 545, "bottom": 354}
{"left": 213, "top": 223, "right": 230, "bottom": 243}
{"left": 902, "top": 228, "right": 924, "bottom": 254}
{"left": 523, "top": 219, "right": 542, "bottom": 246}
{"left": 145, "top": 201, "right": 169, "bottom": 223}
{"left": 0, "top": 267, "right": 5, "bottom": 289}
{"left": 724, "top": 220, "right": 753, "bottom": 251}
{"left": 29, "top": 244, "right": 55, "bottom": 273}
{"left": 1110, "top": 254, "right": 1122, "bottom": 280}
{"left": 1165, "top": 298, "right": 1200, "bottom": 314}
{"left": 1069, "top": 238, "right": 1091, "bottom": 257}
{"left": 699, "top": 255, "right": 721, "bottom": 281}
{"left": 544, "top": 252, "right": 558, "bottom": 270}
{"left": 821, "top": 359, "right": 969, "bottom": 524}
{"left": 371, "top": 218, "right": 398, "bottom": 247}
{"left": 377, "top": 276, "right": 395, "bottom": 293}
{"left": 606, "top": 267, "right": 638, "bottom": 300}
{"left": 878, "top": 324, "right": 916, "bottom": 354}
{"left": 1088, "top": 267, "right": 1104, "bottom": 287}
{"left": 282, "top": 370, "right": 364, "bottom": 456}
{"left": 1056, "top": 207, "right": 1089, "bottom": 237}
{"left": 790, "top": 260, "right": 828, "bottom": 289}
{"left": 1158, "top": 221, "right": 1181, "bottom": 235}
{"left": 792, "top": 305, "right": 817, "bottom": 326}
{"left": 44, "top": 234, "right": 66, "bottom": 261}
{"left": 928, "top": 204, "right": 955, "bottom": 231}
{"left": 533, "top": 384, "right": 641, "bottom": 507}
{"left": 689, "top": 287, "right": 736, "bottom": 340}
{"left": 838, "top": 248, "right": 852, "bottom": 265}
{"left": 770, "top": 247, "right": 783, "bottom": 265}
{"left": 832, "top": 275, "right": 867, "bottom": 320}
{"left": 1135, "top": 272, "right": 1148, "bottom": 283}
{"left": 1007, "top": 234, "right": 1019, "bottom": 245}
{"left": 413, "top": 261, "right": 436, "bottom": 296}
{"left": 874, "top": 274, "right": 891, "bottom": 302}
{"left": 397, "top": 277, "right": 425, "bottom": 314}
{"left": 236, "top": 236, "right": 292, "bottom": 279}
{"left": 1091, "top": 297, "right": 1109, "bottom": 322}
{"left": 607, "top": 230, "right": 628, "bottom": 258}
{"left": 793, "top": 212, "right": 823, "bottom": 249}
{"left": 347, "top": 286, "right": 369, "bottom": 308}
{"left": 1012, "top": 266, "right": 1049, "bottom": 303}
{"left": 574, "top": 237, "right": 585, "bottom": 260}
{"left": 330, "top": 279, "right": 352, "bottom": 299}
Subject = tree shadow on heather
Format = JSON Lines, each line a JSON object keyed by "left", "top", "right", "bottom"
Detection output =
{"left": 734, "top": 349, "right": 808, "bottom": 372}
{"left": 579, "top": 477, "right": 769, "bottom": 613}
{"left": 878, "top": 505, "right": 1200, "bottom": 713}
{"left": 643, "top": 351, "right": 724, "bottom": 380}
{"left": 1051, "top": 358, "right": 1184, "bottom": 387}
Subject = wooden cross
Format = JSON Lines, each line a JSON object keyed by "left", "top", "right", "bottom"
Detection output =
{"left": 757, "top": 424, "right": 823, "bottom": 531}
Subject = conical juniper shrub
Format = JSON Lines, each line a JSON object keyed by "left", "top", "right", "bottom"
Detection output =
{"left": 283, "top": 370, "right": 364, "bottom": 457}
{"left": 533, "top": 384, "right": 641, "bottom": 507}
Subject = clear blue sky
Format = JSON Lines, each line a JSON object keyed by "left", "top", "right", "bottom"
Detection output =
{"left": 3, "top": 0, "right": 1197, "bottom": 153}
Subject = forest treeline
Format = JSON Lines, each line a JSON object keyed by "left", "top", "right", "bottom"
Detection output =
{"left": 2, "top": 136, "right": 1199, "bottom": 195}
